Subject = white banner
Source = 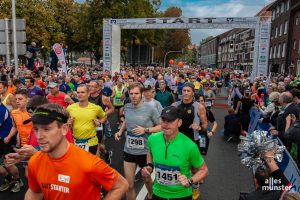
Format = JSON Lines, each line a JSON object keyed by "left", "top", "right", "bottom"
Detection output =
{"left": 53, "top": 43, "right": 68, "bottom": 74}
{"left": 257, "top": 20, "right": 271, "bottom": 76}
{"left": 103, "top": 19, "right": 112, "bottom": 72}
{"left": 109, "top": 17, "right": 259, "bottom": 25}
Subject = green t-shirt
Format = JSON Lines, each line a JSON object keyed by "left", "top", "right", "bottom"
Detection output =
{"left": 155, "top": 90, "right": 173, "bottom": 108}
{"left": 69, "top": 83, "right": 75, "bottom": 92}
{"left": 148, "top": 131, "right": 204, "bottom": 199}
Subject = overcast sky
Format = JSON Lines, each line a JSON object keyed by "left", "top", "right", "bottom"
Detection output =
{"left": 159, "top": 0, "right": 275, "bottom": 44}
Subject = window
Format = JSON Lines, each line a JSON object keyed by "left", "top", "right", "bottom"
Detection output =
{"left": 284, "top": 21, "right": 288, "bottom": 34}
{"left": 286, "top": 0, "right": 290, "bottom": 11}
{"left": 272, "top": 9, "right": 276, "bottom": 20}
{"left": 277, "top": 44, "right": 281, "bottom": 58}
{"left": 279, "top": 24, "right": 282, "bottom": 36}
{"left": 250, "top": 52, "right": 254, "bottom": 59}
{"left": 294, "top": 40, "right": 297, "bottom": 50}
{"left": 275, "top": 27, "right": 278, "bottom": 38}
{"left": 251, "top": 41, "right": 254, "bottom": 48}
{"left": 277, "top": 6, "right": 280, "bottom": 16}
{"left": 273, "top": 45, "right": 277, "bottom": 58}
{"left": 299, "top": 40, "right": 300, "bottom": 53}
{"left": 282, "top": 43, "right": 286, "bottom": 58}
{"left": 296, "top": 17, "right": 299, "bottom": 26}
{"left": 281, "top": 2, "right": 284, "bottom": 13}
{"left": 270, "top": 46, "right": 273, "bottom": 59}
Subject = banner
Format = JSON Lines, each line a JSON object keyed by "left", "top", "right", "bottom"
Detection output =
{"left": 249, "top": 109, "right": 300, "bottom": 192}
{"left": 53, "top": 43, "right": 68, "bottom": 74}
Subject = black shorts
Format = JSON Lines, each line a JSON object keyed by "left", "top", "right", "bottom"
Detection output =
{"left": 97, "top": 130, "right": 104, "bottom": 144}
{"left": 0, "top": 139, "right": 15, "bottom": 158}
{"left": 89, "top": 145, "right": 98, "bottom": 155}
{"left": 153, "top": 194, "right": 192, "bottom": 200}
{"left": 123, "top": 152, "right": 147, "bottom": 168}
{"left": 114, "top": 105, "right": 123, "bottom": 110}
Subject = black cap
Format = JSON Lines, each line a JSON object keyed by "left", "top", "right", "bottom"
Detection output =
{"left": 23, "top": 109, "right": 68, "bottom": 125}
{"left": 161, "top": 106, "right": 181, "bottom": 121}
{"left": 183, "top": 82, "right": 195, "bottom": 91}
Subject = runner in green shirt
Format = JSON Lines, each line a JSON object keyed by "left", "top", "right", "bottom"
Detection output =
{"left": 142, "top": 106, "right": 208, "bottom": 200}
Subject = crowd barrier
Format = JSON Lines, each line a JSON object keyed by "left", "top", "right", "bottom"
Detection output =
{"left": 248, "top": 108, "right": 300, "bottom": 192}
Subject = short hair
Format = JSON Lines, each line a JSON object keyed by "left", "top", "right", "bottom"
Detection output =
{"left": 15, "top": 88, "right": 29, "bottom": 98}
{"left": 0, "top": 81, "right": 8, "bottom": 88}
{"left": 25, "top": 77, "right": 35, "bottom": 85}
{"left": 290, "top": 88, "right": 300, "bottom": 98}
{"left": 128, "top": 82, "right": 144, "bottom": 93}
{"left": 89, "top": 80, "right": 99, "bottom": 87}
{"left": 77, "top": 84, "right": 89, "bottom": 93}
{"left": 27, "top": 96, "right": 49, "bottom": 109}
{"left": 254, "top": 167, "right": 271, "bottom": 187}
{"left": 281, "top": 92, "right": 293, "bottom": 104}
{"left": 36, "top": 103, "right": 70, "bottom": 127}
{"left": 269, "top": 92, "right": 280, "bottom": 102}
{"left": 13, "top": 79, "right": 21, "bottom": 85}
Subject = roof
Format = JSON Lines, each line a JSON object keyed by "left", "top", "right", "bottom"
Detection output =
{"left": 256, "top": 2, "right": 275, "bottom": 16}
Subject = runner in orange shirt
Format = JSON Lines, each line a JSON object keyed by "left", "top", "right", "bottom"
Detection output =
{"left": 24, "top": 103, "right": 128, "bottom": 200}
{"left": 5, "top": 88, "right": 32, "bottom": 147}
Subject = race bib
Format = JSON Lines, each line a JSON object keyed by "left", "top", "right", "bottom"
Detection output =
{"left": 115, "top": 97, "right": 122, "bottom": 104}
{"left": 155, "top": 164, "right": 180, "bottom": 186}
{"left": 205, "top": 101, "right": 212, "bottom": 107}
{"left": 126, "top": 133, "right": 144, "bottom": 149}
{"left": 75, "top": 140, "right": 89, "bottom": 152}
{"left": 199, "top": 135, "right": 206, "bottom": 148}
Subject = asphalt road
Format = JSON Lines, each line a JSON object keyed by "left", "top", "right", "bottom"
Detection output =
{"left": 0, "top": 87, "right": 254, "bottom": 200}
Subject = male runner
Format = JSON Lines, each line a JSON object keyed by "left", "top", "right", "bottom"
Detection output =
{"left": 115, "top": 82, "right": 161, "bottom": 200}
{"left": 24, "top": 103, "right": 128, "bottom": 199}
{"left": 67, "top": 84, "right": 107, "bottom": 154}
{"left": 142, "top": 106, "right": 208, "bottom": 200}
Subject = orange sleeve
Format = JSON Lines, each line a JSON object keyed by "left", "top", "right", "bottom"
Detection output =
{"left": 89, "top": 157, "right": 119, "bottom": 191}
{"left": 27, "top": 156, "right": 41, "bottom": 191}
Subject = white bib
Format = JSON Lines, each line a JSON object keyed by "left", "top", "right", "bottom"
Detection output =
{"left": 199, "top": 135, "right": 206, "bottom": 148}
{"left": 75, "top": 140, "right": 89, "bottom": 152}
{"left": 155, "top": 164, "right": 180, "bottom": 186}
{"left": 126, "top": 133, "right": 144, "bottom": 149}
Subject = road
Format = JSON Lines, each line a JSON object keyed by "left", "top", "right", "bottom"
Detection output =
{"left": 0, "top": 88, "right": 254, "bottom": 200}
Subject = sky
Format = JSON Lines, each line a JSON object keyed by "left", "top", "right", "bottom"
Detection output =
{"left": 158, "top": 0, "right": 275, "bottom": 44}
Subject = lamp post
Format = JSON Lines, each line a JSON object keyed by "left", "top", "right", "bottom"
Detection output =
{"left": 12, "top": 0, "right": 18, "bottom": 74}
{"left": 163, "top": 49, "right": 185, "bottom": 68}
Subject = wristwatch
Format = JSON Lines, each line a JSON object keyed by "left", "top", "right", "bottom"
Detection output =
{"left": 188, "top": 178, "right": 194, "bottom": 186}
{"left": 147, "top": 163, "right": 154, "bottom": 172}
{"left": 145, "top": 128, "right": 150, "bottom": 134}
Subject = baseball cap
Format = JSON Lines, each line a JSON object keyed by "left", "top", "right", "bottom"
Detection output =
{"left": 161, "top": 106, "right": 181, "bottom": 121}
{"left": 48, "top": 82, "right": 58, "bottom": 88}
{"left": 23, "top": 108, "right": 68, "bottom": 125}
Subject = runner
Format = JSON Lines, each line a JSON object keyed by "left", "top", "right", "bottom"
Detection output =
{"left": 0, "top": 101, "right": 23, "bottom": 193}
{"left": 47, "top": 82, "right": 74, "bottom": 108}
{"left": 142, "top": 106, "right": 208, "bottom": 200}
{"left": 67, "top": 84, "right": 107, "bottom": 155}
{"left": 0, "top": 81, "right": 17, "bottom": 111}
{"left": 25, "top": 77, "right": 44, "bottom": 98}
{"left": 88, "top": 80, "right": 114, "bottom": 164}
{"left": 114, "top": 82, "right": 161, "bottom": 200}
{"left": 155, "top": 80, "right": 174, "bottom": 108}
{"left": 144, "top": 84, "right": 163, "bottom": 114}
{"left": 197, "top": 95, "right": 218, "bottom": 156}
{"left": 112, "top": 78, "right": 125, "bottom": 128}
{"left": 24, "top": 103, "right": 128, "bottom": 200}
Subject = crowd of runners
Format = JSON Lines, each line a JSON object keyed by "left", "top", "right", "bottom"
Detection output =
{"left": 0, "top": 62, "right": 300, "bottom": 199}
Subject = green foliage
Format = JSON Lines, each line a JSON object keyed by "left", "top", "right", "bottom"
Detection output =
{"left": 0, "top": 0, "right": 191, "bottom": 63}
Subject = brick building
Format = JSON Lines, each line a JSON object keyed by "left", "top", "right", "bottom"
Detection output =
{"left": 199, "top": 37, "right": 219, "bottom": 67}
{"left": 268, "top": 0, "right": 294, "bottom": 73}
{"left": 290, "top": 1, "right": 300, "bottom": 74}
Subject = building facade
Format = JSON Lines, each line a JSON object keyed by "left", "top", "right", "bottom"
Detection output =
{"left": 199, "top": 37, "right": 219, "bottom": 67}
{"left": 268, "top": 0, "right": 293, "bottom": 73}
{"left": 290, "top": 1, "right": 300, "bottom": 74}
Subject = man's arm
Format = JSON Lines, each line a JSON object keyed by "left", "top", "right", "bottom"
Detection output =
{"left": 102, "top": 95, "right": 114, "bottom": 116}
{"left": 64, "top": 94, "right": 74, "bottom": 105}
{"left": 198, "top": 104, "right": 208, "bottom": 131}
{"left": 104, "top": 175, "right": 128, "bottom": 200}
{"left": 24, "top": 188, "right": 43, "bottom": 200}
{"left": 191, "top": 162, "right": 209, "bottom": 183}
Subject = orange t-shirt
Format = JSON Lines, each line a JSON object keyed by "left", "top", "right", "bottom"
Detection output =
{"left": 28, "top": 144, "right": 119, "bottom": 200}
{"left": 7, "top": 85, "right": 16, "bottom": 94}
{"left": 11, "top": 109, "right": 32, "bottom": 146}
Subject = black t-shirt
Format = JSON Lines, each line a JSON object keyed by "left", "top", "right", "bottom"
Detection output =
{"left": 207, "top": 109, "right": 215, "bottom": 123}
